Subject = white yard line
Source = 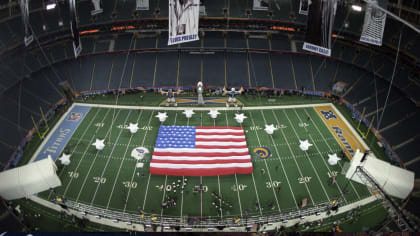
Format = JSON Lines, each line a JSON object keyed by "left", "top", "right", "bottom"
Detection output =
{"left": 268, "top": 134, "right": 299, "bottom": 209}
{"left": 105, "top": 110, "right": 144, "bottom": 209}
{"left": 180, "top": 176, "right": 185, "bottom": 223}
{"left": 248, "top": 112, "right": 281, "bottom": 213}
{"left": 74, "top": 109, "right": 124, "bottom": 201}
{"left": 123, "top": 110, "right": 155, "bottom": 212}
{"left": 89, "top": 110, "right": 133, "bottom": 205}
{"left": 159, "top": 175, "right": 168, "bottom": 219}
{"left": 200, "top": 111, "right": 203, "bottom": 220}
{"left": 271, "top": 110, "right": 316, "bottom": 206}
{"left": 292, "top": 109, "right": 347, "bottom": 203}
{"left": 304, "top": 108, "right": 362, "bottom": 200}
{"left": 47, "top": 108, "right": 101, "bottom": 200}
{"left": 217, "top": 175, "right": 223, "bottom": 219}
{"left": 62, "top": 109, "right": 113, "bottom": 197}
{"left": 282, "top": 109, "right": 331, "bottom": 202}
{"left": 259, "top": 110, "right": 300, "bottom": 209}
{"left": 225, "top": 110, "right": 244, "bottom": 218}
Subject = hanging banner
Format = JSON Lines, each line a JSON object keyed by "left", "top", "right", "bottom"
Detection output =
{"left": 299, "top": 0, "right": 309, "bottom": 15}
{"left": 253, "top": 0, "right": 269, "bottom": 11}
{"left": 168, "top": 0, "right": 200, "bottom": 46}
{"left": 91, "top": 0, "right": 103, "bottom": 15}
{"left": 136, "top": 0, "right": 149, "bottom": 11}
{"left": 19, "top": 0, "right": 33, "bottom": 46}
{"left": 360, "top": 1, "right": 386, "bottom": 46}
{"left": 70, "top": 0, "right": 82, "bottom": 58}
{"left": 303, "top": 0, "right": 338, "bottom": 56}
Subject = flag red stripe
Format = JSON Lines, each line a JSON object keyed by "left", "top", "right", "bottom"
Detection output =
{"left": 151, "top": 159, "right": 251, "bottom": 164}
{"left": 195, "top": 145, "right": 248, "bottom": 149}
{"left": 196, "top": 126, "right": 243, "bottom": 130}
{"left": 153, "top": 151, "right": 250, "bottom": 157}
{"left": 195, "top": 138, "right": 246, "bottom": 142}
{"left": 195, "top": 132, "right": 244, "bottom": 136}
{"left": 149, "top": 166, "right": 253, "bottom": 176}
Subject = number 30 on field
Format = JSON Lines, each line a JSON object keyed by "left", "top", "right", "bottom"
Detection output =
{"left": 123, "top": 181, "right": 137, "bottom": 189}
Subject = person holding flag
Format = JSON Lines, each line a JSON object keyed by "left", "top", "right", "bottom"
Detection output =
{"left": 223, "top": 87, "right": 244, "bottom": 107}
{"left": 159, "top": 88, "right": 182, "bottom": 106}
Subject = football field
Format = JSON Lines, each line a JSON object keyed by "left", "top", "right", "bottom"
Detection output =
{"left": 36, "top": 103, "right": 372, "bottom": 224}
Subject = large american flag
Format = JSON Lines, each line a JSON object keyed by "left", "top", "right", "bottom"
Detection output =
{"left": 150, "top": 125, "right": 253, "bottom": 176}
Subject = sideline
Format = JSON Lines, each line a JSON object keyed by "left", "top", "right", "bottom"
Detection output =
{"left": 75, "top": 102, "right": 330, "bottom": 111}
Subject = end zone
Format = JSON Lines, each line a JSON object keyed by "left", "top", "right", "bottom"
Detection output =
{"left": 314, "top": 105, "right": 368, "bottom": 159}
{"left": 30, "top": 105, "right": 91, "bottom": 163}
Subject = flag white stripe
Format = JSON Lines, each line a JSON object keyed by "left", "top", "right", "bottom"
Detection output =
{"left": 196, "top": 129, "right": 243, "bottom": 133}
{"left": 150, "top": 162, "right": 252, "bottom": 169}
{"left": 152, "top": 155, "right": 251, "bottom": 161}
{"left": 195, "top": 135, "right": 245, "bottom": 139}
{"left": 195, "top": 141, "right": 247, "bottom": 146}
{"left": 153, "top": 148, "right": 249, "bottom": 153}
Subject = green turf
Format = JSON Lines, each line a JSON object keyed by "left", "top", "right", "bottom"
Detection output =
{"left": 38, "top": 104, "right": 371, "bottom": 221}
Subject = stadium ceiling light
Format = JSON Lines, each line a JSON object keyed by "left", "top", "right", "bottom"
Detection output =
{"left": 351, "top": 5, "right": 362, "bottom": 12}
{"left": 46, "top": 2, "right": 56, "bottom": 10}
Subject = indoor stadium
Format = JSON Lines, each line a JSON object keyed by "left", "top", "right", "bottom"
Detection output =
{"left": 0, "top": 0, "right": 418, "bottom": 233}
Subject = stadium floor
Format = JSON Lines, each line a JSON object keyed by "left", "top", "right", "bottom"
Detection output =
{"left": 35, "top": 103, "right": 372, "bottom": 221}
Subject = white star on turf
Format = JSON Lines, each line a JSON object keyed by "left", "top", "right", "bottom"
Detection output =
{"left": 128, "top": 123, "right": 139, "bottom": 134}
{"left": 299, "top": 139, "right": 312, "bottom": 151}
{"left": 208, "top": 109, "right": 220, "bottom": 119}
{"left": 58, "top": 153, "right": 71, "bottom": 166}
{"left": 155, "top": 112, "right": 168, "bottom": 123}
{"left": 264, "top": 124, "right": 278, "bottom": 135}
{"left": 234, "top": 113, "right": 247, "bottom": 124}
{"left": 327, "top": 153, "right": 341, "bottom": 165}
{"left": 183, "top": 109, "right": 195, "bottom": 119}
{"left": 92, "top": 138, "right": 105, "bottom": 151}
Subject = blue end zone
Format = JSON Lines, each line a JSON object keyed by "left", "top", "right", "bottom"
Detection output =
{"left": 34, "top": 105, "right": 91, "bottom": 162}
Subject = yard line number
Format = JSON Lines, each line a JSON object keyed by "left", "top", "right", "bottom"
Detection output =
{"left": 327, "top": 171, "right": 338, "bottom": 178}
{"left": 266, "top": 181, "right": 281, "bottom": 188}
{"left": 93, "top": 177, "right": 106, "bottom": 184}
{"left": 123, "top": 181, "right": 137, "bottom": 189}
{"left": 298, "top": 176, "right": 312, "bottom": 184}
{"left": 68, "top": 171, "right": 79, "bottom": 179}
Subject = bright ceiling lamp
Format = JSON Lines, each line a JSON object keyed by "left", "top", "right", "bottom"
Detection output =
{"left": 351, "top": 4, "right": 362, "bottom": 12}
{"left": 46, "top": 2, "right": 56, "bottom": 11}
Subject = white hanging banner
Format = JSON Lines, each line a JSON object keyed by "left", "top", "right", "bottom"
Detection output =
{"left": 302, "top": 0, "right": 338, "bottom": 56}
{"left": 299, "top": 0, "right": 309, "bottom": 15}
{"left": 136, "top": 0, "right": 149, "bottom": 11}
{"left": 91, "top": 0, "right": 103, "bottom": 15}
{"left": 168, "top": 0, "right": 200, "bottom": 46}
{"left": 253, "top": 0, "right": 269, "bottom": 11}
{"left": 360, "top": 1, "right": 386, "bottom": 46}
{"left": 70, "top": 0, "right": 82, "bottom": 58}
{"left": 19, "top": 0, "right": 33, "bottom": 46}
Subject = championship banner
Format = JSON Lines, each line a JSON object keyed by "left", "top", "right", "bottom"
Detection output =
{"left": 69, "top": 0, "right": 82, "bottom": 58}
{"left": 360, "top": 1, "right": 386, "bottom": 46}
{"left": 91, "top": 0, "right": 103, "bottom": 15}
{"left": 19, "top": 0, "right": 33, "bottom": 46}
{"left": 136, "top": 0, "right": 149, "bottom": 11}
{"left": 303, "top": 0, "right": 338, "bottom": 56}
{"left": 299, "top": 0, "right": 309, "bottom": 15}
{"left": 253, "top": 0, "right": 269, "bottom": 11}
{"left": 168, "top": 0, "right": 200, "bottom": 46}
